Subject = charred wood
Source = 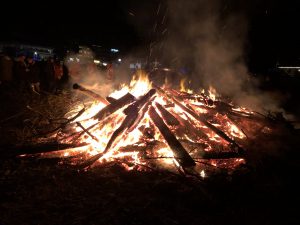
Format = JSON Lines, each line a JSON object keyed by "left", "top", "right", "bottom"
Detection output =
{"left": 73, "top": 83, "right": 109, "bottom": 105}
{"left": 76, "top": 122, "right": 99, "bottom": 142}
{"left": 200, "top": 151, "right": 243, "bottom": 159}
{"left": 2, "top": 142, "right": 88, "bottom": 157}
{"left": 106, "top": 96, "right": 116, "bottom": 103}
{"left": 148, "top": 106, "right": 196, "bottom": 167}
{"left": 93, "top": 93, "right": 135, "bottom": 121}
{"left": 127, "top": 97, "right": 155, "bottom": 133}
{"left": 154, "top": 84, "right": 244, "bottom": 154}
{"left": 164, "top": 103, "right": 175, "bottom": 108}
{"left": 155, "top": 102, "right": 180, "bottom": 126}
{"left": 172, "top": 113, "right": 207, "bottom": 141}
{"left": 37, "top": 107, "right": 85, "bottom": 137}
{"left": 81, "top": 90, "right": 156, "bottom": 168}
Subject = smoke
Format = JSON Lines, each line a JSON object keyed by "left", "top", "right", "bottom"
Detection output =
{"left": 161, "top": 0, "right": 284, "bottom": 112}
{"left": 64, "top": 47, "right": 135, "bottom": 97}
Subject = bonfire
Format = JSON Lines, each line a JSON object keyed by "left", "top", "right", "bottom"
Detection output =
{"left": 13, "top": 70, "right": 292, "bottom": 179}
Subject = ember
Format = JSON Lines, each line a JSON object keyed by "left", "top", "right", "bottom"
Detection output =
{"left": 19, "top": 70, "right": 281, "bottom": 178}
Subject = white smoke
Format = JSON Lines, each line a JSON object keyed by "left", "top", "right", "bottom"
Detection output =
{"left": 160, "top": 0, "right": 285, "bottom": 113}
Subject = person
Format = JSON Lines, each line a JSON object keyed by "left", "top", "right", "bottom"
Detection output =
{"left": 43, "top": 57, "right": 55, "bottom": 93}
{"left": 53, "top": 60, "right": 63, "bottom": 92}
{"left": 106, "top": 63, "right": 114, "bottom": 81}
{"left": 26, "top": 56, "right": 41, "bottom": 93}
{"left": 14, "top": 53, "right": 27, "bottom": 91}
{"left": 0, "top": 51, "right": 14, "bottom": 87}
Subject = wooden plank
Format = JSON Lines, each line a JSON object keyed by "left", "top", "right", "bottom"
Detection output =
{"left": 148, "top": 106, "right": 195, "bottom": 167}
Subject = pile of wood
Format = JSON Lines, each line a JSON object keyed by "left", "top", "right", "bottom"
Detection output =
{"left": 9, "top": 82, "right": 293, "bottom": 176}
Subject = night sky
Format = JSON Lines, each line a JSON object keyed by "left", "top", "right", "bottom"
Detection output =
{"left": 1, "top": 0, "right": 300, "bottom": 69}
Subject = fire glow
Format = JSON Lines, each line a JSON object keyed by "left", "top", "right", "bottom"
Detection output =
{"left": 34, "top": 70, "right": 262, "bottom": 177}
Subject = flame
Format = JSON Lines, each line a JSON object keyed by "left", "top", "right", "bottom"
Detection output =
{"left": 200, "top": 170, "right": 206, "bottom": 178}
{"left": 37, "top": 70, "right": 251, "bottom": 174}
{"left": 208, "top": 86, "right": 217, "bottom": 101}
{"left": 227, "top": 121, "right": 246, "bottom": 139}
{"left": 180, "top": 78, "right": 193, "bottom": 94}
{"left": 129, "top": 70, "right": 152, "bottom": 97}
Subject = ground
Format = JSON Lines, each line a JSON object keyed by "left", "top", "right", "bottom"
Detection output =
{"left": 0, "top": 84, "right": 299, "bottom": 225}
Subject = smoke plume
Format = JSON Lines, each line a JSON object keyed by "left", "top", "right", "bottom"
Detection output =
{"left": 161, "top": 0, "right": 284, "bottom": 112}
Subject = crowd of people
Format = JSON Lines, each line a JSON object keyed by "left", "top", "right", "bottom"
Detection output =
{"left": 0, "top": 50, "right": 68, "bottom": 94}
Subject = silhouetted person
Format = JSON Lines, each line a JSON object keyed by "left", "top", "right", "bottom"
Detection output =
{"left": 27, "top": 57, "right": 41, "bottom": 93}
{"left": 43, "top": 57, "right": 55, "bottom": 93}
{"left": 14, "top": 53, "right": 27, "bottom": 91}
{"left": 53, "top": 60, "right": 63, "bottom": 92}
{"left": 0, "top": 52, "right": 14, "bottom": 87}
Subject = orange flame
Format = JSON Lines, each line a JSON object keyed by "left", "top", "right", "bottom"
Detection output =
{"left": 39, "top": 70, "right": 250, "bottom": 174}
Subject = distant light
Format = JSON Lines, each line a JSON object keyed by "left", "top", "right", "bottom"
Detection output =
{"left": 110, "top": 48, "right": 119, "bottom": 53}
{"left": 278, "top": 66, "right": 300, "bottom": 69}
{"left": 69, "top": 57, "right": 74, "bottom": 61}
{"left": 94, "top": 59, "right": 100, "bottom": 64}
{"left": 118, "top": 58, "right": 122, "bottom": 62}
{"left": 34, "top": 51, "right": 37, "bottom": 55}
{"left": 76, "top": 58, "right": 80, "bottom": 62}
{"left": 200, "top": 170, "right": 206, "bottom": 178}
{"left": 163, "top": 68, "right": 171, "bottom": 71}
{"left": 103, "top": 62, "right": 107, "bottom": 66}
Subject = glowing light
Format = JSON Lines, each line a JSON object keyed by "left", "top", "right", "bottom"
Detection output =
{"left": 180, "top": 78, "right": 193, "bottom": 93}
{"left": 94, "top": 60, "right": 100, "bottom": 64}
{"left": 128, "top": 70, "right": 152, "bottom": 97}
{"left": 200, "top": 170, "right": 206, "bottom": 178}
{"left": 118, "top": 58, "right": 122, "bottom": 62}
{"left": 103, "top": 62, "right": 107, "bottom": 66}
{"left": 278, "top": 66, "right": 300, "bottom": 69}
{"left": 110, "top": 48, "right": 119, "bottom": 53}
{"left": 208, "top": 86, "right": 217, "bottom": 101}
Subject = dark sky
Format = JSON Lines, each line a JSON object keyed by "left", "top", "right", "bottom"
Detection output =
{"left": 0, "top": 0, "right": 161, "bottom": 51}
{"left": 1, "top": 0, "right": 300, "bottom": 67}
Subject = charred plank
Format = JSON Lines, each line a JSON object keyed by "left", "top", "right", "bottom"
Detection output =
{"left": 73, "top": 83, "right": 109, "bottom": 105}
{"left": 93, "top": 93, "right": 136, "bottom": 121}
{"left": 155, "top": 102, "right": 180, "bottom": 126}
{"left": 148, "top": 106, "right": 195, "bottom": 167}
{"left": 2, "top": 142, "right": 88, "bottom": 157}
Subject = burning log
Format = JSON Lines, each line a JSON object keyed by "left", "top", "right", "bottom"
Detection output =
{"left": 148, "top": 106, "right": 196, "bottom": 167}
{"left": 73, "top": 83, "right": 109, "bottom": 105}
{"left": 37, "top": 107, "right": 86, "bottom": 137}
{"left": 123, "top": 89, "right": 156, "bottom": 115}
{"left": 127, "top": 98, "right": 155, "bottom": 133}
{"left": 76, "top": 122, "right": 99, "bottom": 142}
{"left": 164, "top": 103, "right": 175, "bottom": 108}
{"left": 154, "top": 84, "right": 244, "bottom": 153}
{"left": 119, "top": 141, "right": 166, "bottom": 153}
{"left": 200, "top": 151, "right": 243, "bottom": 159}
{"left": 106, "top": 96, "right": 116, "bottom": 103}
{"left": 93, "top": 93, "right": 136, "bottom": 121}
{"left": 81, "top": 89, "right": 156, "bottom": 168}
{"left": 155, "top": 102, "right": 180, "bottom": 126}
{"left": 3, "top": 142, "right": 88, "bottom": 157}
{"left": 174, "top": 112, "right": 208, "bottom": 141}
